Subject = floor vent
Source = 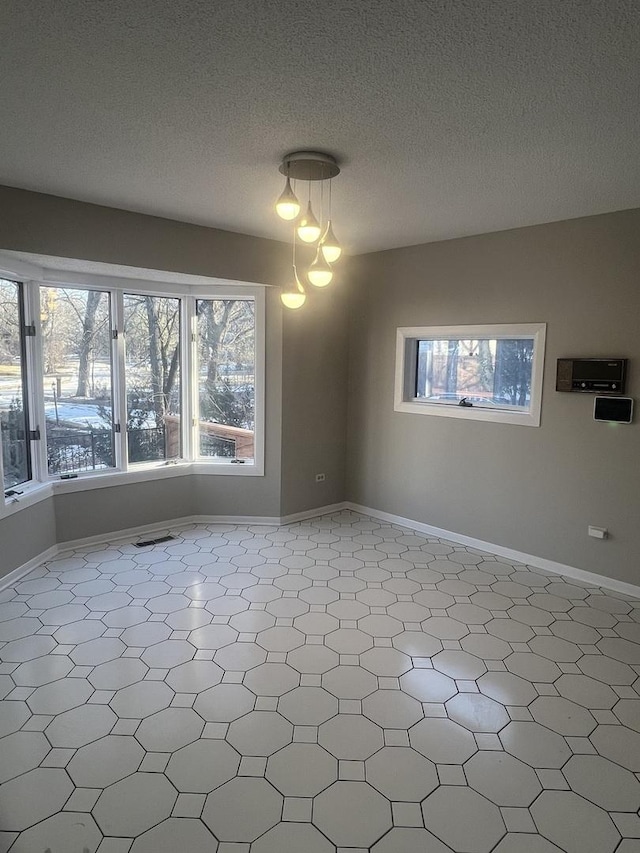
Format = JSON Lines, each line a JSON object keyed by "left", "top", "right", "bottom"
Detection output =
{"left": 133, "top": 534, "right": 176, "bottom": 548}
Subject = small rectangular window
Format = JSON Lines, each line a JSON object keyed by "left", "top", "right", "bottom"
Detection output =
{"left": 395, "top": 324, "right": 546, "bottom": 426}
{"left": 0, "top": 279, "right": 32, "bottom": 489}
{"left": 416, "top": 337, "right": 535, "bottom": 408}
{"left": 123, "top": 294, "right": 182, "bottom": 464}
{"left": 40, "top": 285, "right": 116, "bottom": 475}
{"left": 196, "top": 298, "right": 255, "bottom": 463}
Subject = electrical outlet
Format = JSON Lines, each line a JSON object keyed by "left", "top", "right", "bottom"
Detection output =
{"left": 315, "top": 473, "right": 326, "bottom": 482}
{"left": 588, "top": 525, "right": 608, "bottom": 539}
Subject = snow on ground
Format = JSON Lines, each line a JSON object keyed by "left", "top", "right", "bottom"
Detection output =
{"left": 44, "top": 401, "right": 109, "bottom": 427}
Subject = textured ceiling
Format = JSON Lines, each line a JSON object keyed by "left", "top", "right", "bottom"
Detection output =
{"left": 1, "top": 0, "right": 639, "bottom": 253}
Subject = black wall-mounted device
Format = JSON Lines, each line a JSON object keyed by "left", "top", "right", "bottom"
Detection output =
{"left": 556, "top": 358, "right": 627, "bottom": 393}
{"left": 594, "top": 396, "right": 633, "bottom": 424}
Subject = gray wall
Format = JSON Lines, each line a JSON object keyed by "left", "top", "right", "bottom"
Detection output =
{"left": 54, "top": 475, "right": 196, "bottom": 545}
{"left": 0, "top": 499, "right": 57, "bottom": 576}
{"left": 347, "top": 209, "right": 640, "bottom": 585}
{"left": 0, "top": 187, "right": 349, "bottom": 576}
{"left": 0, "top": 185, "right": 290, "bottom": 285}
{"left": 280, "top": 282, "right": 349, "bottom": 516}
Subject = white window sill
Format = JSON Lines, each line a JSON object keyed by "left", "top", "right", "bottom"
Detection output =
{"left": 2, "top": 459, "right": 263, "bottom": 518}
{"left": 394, "top": 399, "right": 541, "bottom": 427}
{"left": 191, "top": 461, "right": 260, "bottom": 476}
{"left": 2, "top": 481, "right": 54, "bottom": 517}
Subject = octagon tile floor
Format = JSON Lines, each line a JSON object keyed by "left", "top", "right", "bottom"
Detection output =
{"left": 1, "top": 509, "right": 640, "bottom": 852}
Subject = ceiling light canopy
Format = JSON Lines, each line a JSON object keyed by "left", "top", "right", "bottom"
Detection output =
{"left": 275, "top": 150, "right": 343, "bottom": 308}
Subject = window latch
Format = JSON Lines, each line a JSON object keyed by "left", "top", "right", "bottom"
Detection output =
{"left": 458, "top": 397, "right": 473, "bottom": 408}
{"left": 28, "top": 428, "right": 41, "bottom": 441}
{"left": 24, "top": 323, "right": 36, "bottom": 337}
{"left": 113, "top": 423, "right": 121, "bottom": 433}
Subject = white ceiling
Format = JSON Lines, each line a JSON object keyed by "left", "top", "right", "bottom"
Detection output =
{"left": 1, "top": 1, "right": 639, "bottom": 254}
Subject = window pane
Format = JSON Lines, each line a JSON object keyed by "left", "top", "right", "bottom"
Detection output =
{"left": 123, "top": 294, "right": 181, "bottom": 463}
{"left": 0, "top": 280, "right": 31, "bottom": 489}
{"left": 196, "top": 299, "right": 255, "bottom": 461}
{"left": 416, "top": 338, "right": 534, "bottom": 409}
{"left": 41, "top": 286, "right": 115, "bottom": 475}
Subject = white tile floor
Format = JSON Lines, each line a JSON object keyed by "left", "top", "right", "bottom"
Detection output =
{"left": 1, "top": 509, "right": 639, "bottom": 852}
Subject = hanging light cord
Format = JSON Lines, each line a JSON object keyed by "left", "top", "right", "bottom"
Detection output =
{"left": 292, "top": 227, "right": 303, "bottom": 292}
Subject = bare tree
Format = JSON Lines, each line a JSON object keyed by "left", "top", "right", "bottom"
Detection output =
{"left": 477, "top": 339, "right": 494, "bottom": 391}
{"left": 145, "top": 296, "right": 164, "bottom": 421}
{"left": 445, "top": 340, "right": 459, "bottom": 393}
{"left": 76, "top": 290, "right": 102, "bottom": 397}
{"left": 199, "top": 299, "right": 235, "bottom": 387}
{"left": 197, "top": 299, "right": 255, "bottom": 428}
{"left": 494, "top": 340, "right": 533, "bottom": 404}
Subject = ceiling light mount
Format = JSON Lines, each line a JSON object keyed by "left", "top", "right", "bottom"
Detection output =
{"left": 279, "top": 151, "right": 340, "bottom": 181}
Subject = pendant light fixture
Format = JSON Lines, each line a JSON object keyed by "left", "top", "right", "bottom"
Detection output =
{"left": 320, "top": 178, "right": 342, "bottom": 262}
{"left": 320, "top": 221, "right": 342, "bottom": 263}
{"left": 275, "top": 175, "right": 300, "bottom": 221}
{"left": 297, "top": 200, "right": 322, "bottom": 243}
{"left": 308, "top": 245, "right": 333, "bottom": 287}
{"left": 280, "top": 230, "right": 307, "bottom": 309}
{"left": 274, "top": 151, "right": 342, "bottom": 308}
{"left": 280, "top": 275, "right": 306, "bottom": 309}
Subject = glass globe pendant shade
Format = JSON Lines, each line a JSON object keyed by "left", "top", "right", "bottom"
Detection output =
{"left": 281, "top": 291, "right": 306, "bottom": 309}
{"left": 275, "top": 177, "right": 301, "bottom": 221}
{"left": 307, "top": 248, "right": 333, "bottom": 287}
{"left": 320, "top": 219, "right": 342, "bottom": 263}
{"left": 280, "top": 266, "right": 307, "bottom": 309}
{"left": 297, "top": 201, "right": 322, "bottom": 243}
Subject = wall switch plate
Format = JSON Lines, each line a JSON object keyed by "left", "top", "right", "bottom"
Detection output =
{"left": 315, "top": 473, "right": 326, "bottom": 482}
{"left": 588, "top": 525, "right": 608, "bottom": 539}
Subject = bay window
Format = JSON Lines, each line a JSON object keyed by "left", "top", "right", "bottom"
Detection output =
{"left": 0, "top": 262, "right": 264, "bottom": 509}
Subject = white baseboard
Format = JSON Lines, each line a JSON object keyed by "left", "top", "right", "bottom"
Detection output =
{"left": 189, "top": 502, "right": 348, "bottom": 527}
{"left": 0, "top": 502, "right": 349, "bottom": 592}
{"left": 190, "top": 515, "right": 280, "bottom": 526}
{"left": 56, "top": 516, "right": 200, "bottom": 552}
{"left": 0, "top": 546, "right": 58, "bottom": 593}
{"left": 280, "top": 502, "right": 348, "bottom": 525}
{"left": 346, "top": 502, "right": 640, "bottom": 600}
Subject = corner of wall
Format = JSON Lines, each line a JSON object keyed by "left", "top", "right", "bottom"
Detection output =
{"left": 280, "top": 280, "right": 350, "bottom": 517}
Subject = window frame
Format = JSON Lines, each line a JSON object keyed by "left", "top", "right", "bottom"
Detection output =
{"left": 0, "top": 254, "right": 266, "bottom": 518}
{"left": 39, "top": 281, "right": 120, "bottom": 478}
{"left": 193, "top": 296, "right": 260, "bottom": 468}
{"left": 122, "top": 290, "right": 185, "bottom": 468}
{"left": 394, "top": 323, "right": 547, "bottom": 427}
{"left": 0, "top": 279, "right": 34, "bottom": 492}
